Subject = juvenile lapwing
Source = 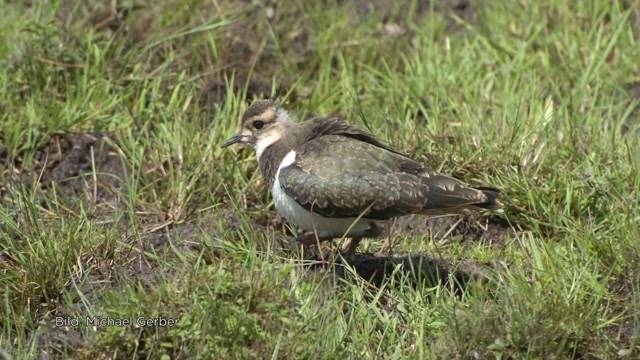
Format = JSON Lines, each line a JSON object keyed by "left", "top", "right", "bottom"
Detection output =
{"left": 222, "top": 100, "right": 500, "bottom": 254}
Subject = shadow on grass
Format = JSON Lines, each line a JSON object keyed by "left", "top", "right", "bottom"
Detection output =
{"left": 337, "top": 253, "right": 487, "bottom": 294}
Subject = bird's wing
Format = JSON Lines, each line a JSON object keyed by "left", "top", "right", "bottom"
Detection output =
{"left": 277, "top": 133, "right": 489, "bottom": 219}
{"left": 414, "top": 174, "right": 494, "bottom": 213}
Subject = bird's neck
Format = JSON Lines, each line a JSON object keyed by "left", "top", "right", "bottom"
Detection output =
{"left": 257, "top": 135, "right": 295, "bottom": 188}
{"left": 257, "top": 120, "right": 324, "bottom": 187}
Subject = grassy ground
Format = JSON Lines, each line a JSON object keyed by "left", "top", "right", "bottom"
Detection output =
{"left": 1, "top": 0, "right": 639, "bottom": 358}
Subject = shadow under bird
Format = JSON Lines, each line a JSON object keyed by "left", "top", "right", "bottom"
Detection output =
{"left": 222, "top": 100, "right": 500, "bottom": 254}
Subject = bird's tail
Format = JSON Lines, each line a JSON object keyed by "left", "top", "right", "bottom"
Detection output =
{"left": 473, "top": 186, "right": 501, "bottom": 210}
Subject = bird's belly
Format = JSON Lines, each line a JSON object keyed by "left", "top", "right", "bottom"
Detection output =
{"left": 271, "top": 181, "right": 370, "bottom": 238}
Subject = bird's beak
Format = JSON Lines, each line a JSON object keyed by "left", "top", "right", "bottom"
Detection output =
{"left": 221, "top": 134, "right": 243, "bottom": 148}
{"left": 221, "top": 129, "right": 253, "bottom": 148}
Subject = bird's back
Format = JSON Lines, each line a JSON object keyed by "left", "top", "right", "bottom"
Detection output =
{"left": 275, "top": 117, "right": 499, "bottom": 220}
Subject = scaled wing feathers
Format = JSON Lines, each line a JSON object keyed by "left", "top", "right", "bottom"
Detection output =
{"left": 276, "top": 117, "right": 493, "bottom": 219}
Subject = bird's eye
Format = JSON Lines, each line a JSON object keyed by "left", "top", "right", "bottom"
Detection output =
{"left": 253, "top": 120, "right": 264, "bottom": 130}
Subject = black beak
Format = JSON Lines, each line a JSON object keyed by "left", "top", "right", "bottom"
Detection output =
{"left": 221, "top": 134, "right": 243, "bottom": 148}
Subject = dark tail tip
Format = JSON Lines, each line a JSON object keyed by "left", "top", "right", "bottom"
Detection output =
{"left": 474, "top": 186, "right": 501, "bottom": 210}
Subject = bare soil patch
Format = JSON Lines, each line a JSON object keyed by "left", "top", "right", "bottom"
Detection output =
{"left": 1, "top": 133, "right": 126, "bottom": 210}
{"left": 21, "top": 133, "right": 125, "bottom": 207}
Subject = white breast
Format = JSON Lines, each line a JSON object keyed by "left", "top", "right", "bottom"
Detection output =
{"left": 271, "top": 151, "right": 370, "bottom": 238}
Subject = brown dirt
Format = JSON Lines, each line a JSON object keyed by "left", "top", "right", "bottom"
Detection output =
{"left": 13, "top": 133, "right": 126, "bottom": 209}
{"left": 2, "top": 133, "right": 126, "bottom": 207}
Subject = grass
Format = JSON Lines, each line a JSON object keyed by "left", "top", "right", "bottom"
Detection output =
{"left": 1, "top": 0, "right": 639, "bottom": 358}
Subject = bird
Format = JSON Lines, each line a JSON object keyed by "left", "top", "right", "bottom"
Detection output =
{"left": 221, "top": 99, "right": 500, "bottom": 255}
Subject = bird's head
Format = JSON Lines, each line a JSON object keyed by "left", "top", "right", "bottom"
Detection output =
{"left": 221, "top": 99, "right": 292, "bottom": 158}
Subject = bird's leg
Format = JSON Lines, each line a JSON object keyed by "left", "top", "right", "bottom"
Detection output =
{"left": 339, "top": 237, "right": 361, "bottom": 258}
{"left": 338, "top": 223, "right": 383, "bottom": 257}
{"left": 380, "top": 219, "right": 397, "bottom": 254}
